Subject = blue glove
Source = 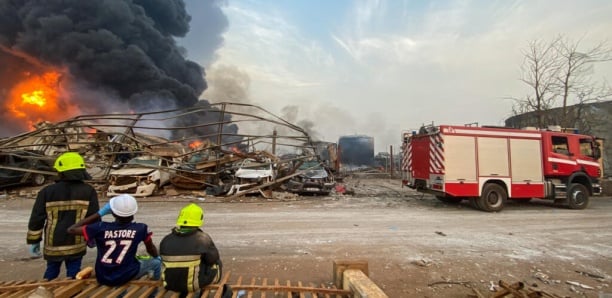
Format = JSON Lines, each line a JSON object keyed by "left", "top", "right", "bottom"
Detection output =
{"left": 98, "top": 203, "right": 112, "bottom": 217}
{"left": 29, "top": 243, "right": 41, "bottom": 258}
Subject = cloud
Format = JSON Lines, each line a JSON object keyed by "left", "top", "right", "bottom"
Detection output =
{"left": 192, "top": 0, "right": 612, "bottom": 152}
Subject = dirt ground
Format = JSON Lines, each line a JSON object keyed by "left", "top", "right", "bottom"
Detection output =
{"left": 1, "top": 176, "right": 611, "bottom": 297}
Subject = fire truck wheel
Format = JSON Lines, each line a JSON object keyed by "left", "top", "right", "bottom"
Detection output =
{"left": 468, "top": 197, "right": 481, "bottom": 210}
{"left": 478, "top": 183, "right": 507, "bottom": 212}
{"left": 567, "top": 183, "right": 590, "bottom": 210}
{"left": 435, "top": 196, "right": 462, "bottom": 204}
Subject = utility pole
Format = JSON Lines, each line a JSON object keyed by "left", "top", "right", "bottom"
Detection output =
{"left": 389, "top": 145, "right": 394, "bottom": 178}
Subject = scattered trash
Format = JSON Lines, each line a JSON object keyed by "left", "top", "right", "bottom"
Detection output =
{"left": 488, "top": 280, "right": 497, "bottom": 291}
{"left": 534, "top": 271, "right": 550, "bottom": 284}
{"left": 566, "top": 280, "right": 594, "bottom": 290}
{"left": 411, "top": 258, "right": 433, "bottom": 267}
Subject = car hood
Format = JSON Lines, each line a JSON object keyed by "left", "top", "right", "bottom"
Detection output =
{"left": 235, "top": 169, "right": 273, "bottom": 179}
{"left": 109, "top": 167, "right": 156, "bottom": 176}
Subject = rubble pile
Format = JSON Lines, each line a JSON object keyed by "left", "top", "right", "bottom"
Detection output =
{"left": 0, "top": 103, "right": 337, "bottom": 199}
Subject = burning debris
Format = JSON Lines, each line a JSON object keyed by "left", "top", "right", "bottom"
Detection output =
{"left": 0, "top": 103, "right": 335, "bottom": 198}
{"left": 0, "top": 0, "right": 228, "bottom": 136}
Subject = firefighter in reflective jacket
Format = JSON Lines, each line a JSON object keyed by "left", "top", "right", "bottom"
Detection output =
{"left": 160, "top": 203, "right": 223, "bottom": 295}
{"left": 26, "top": 152, "right": 99, "bottom": 280}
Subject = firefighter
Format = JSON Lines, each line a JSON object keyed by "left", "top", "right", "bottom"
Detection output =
{"left": 160, "top": 203, "right": 229, "bottom": 297}
{"left": 67, "top": 194, "right": 161, "bottom": 288}
{"left": 26, "top": 152, "right": 100, "bottom": 280}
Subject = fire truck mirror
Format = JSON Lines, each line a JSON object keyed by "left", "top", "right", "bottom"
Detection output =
{"left": 593, "top": 146, "right": 602, "bottom": 160}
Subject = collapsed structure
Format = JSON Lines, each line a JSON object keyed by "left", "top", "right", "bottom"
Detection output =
{"left": 0, "top": 102, "right": 336, "bottom": 198}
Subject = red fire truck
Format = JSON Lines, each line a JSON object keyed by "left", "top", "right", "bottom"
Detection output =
{"left": 401, "top": 124, "right": 602, "bottom": 212}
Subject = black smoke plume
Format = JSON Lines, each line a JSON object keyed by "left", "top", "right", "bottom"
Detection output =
{"left": 0, "top": 0, "right": 229, "bottom": 136}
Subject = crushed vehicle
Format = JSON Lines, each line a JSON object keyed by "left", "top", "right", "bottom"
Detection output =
{"left": 284, "top": 160, "right": 335, "bottom": 195}
{"left": 226, "top": 158, "right": 276, "bottom": 198}
{"left": 107, "top": 155, "right": 176, "bottom": 197}
{"left": 0, "top": 150, "right": 55, "bottom": 189}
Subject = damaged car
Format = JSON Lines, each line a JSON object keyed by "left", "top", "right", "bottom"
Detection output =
{"left": 284, "top": 160, "right": 335, "bottom": 195}
{"left": 226, "top": 158, "right": 275, "bottom": 198}
{"left": 106, "top": 155, "right": 175, "bottom": 197}
{"left": 0, "top": 150, "right": 55, "bottom": 189}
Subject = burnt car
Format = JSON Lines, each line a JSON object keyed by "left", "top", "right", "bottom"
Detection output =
{"left": 285, "top": 160, "right": 335, "bottom": 195}
{"left": 107, "top": 155, "right": 175, "bottom": 197}
{"left": 0, "top": 151, "right": 55, "bottom": 189}
{"left": 226, "top": 158, "right": 276, "bottom": 198}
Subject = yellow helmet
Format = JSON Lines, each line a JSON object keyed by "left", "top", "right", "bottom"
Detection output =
{"left": 54, "top": 152, "right": 86, "bottom": 172}
{"left": 176, "top": 203, "right": 204, "bottom": 227}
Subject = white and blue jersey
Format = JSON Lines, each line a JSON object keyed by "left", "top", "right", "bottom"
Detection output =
{"left": 83, "top": 221, "right": 152, "bottom": 286}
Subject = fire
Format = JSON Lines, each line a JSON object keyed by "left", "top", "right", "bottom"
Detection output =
{"left": 6, "top": 70, "right": 80, "bottom": 131}
{"left": 189, "top": 140, "right": 204, "bottom": 150}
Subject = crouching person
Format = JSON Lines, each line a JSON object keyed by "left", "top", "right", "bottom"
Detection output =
{"left": 67, "top": 194, "right": 161, "bottom": 290}
{"left": 160, "top": 203, "right": 230, "bottom": 297}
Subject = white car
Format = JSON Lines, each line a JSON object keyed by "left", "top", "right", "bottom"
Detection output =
{"left": 227, "top": 158, "right": 275, "bottom": 197}
{"left": 106, "top": 155, "right": 174, "bottom": 197}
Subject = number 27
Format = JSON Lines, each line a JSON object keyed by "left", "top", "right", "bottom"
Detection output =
{"left": 101, "top": 240, "right": 132, "bottom": 264}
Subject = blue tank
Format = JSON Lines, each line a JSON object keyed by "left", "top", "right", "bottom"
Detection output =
{"left": 338, "top": 135, "right": 374, "bottom": 167}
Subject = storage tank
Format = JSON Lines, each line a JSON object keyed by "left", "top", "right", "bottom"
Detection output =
{"left": 338, "top": 135, "right": 374, "bottom": 168}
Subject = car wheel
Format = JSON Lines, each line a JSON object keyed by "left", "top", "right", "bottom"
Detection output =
{"left": 31, "top": 174, "right": 46, "bottom": 186}
{"left": 478, "top": 183, "right": 506, "bottom": 212}
{"left": 567, "top": 183, "right": 589, "bottom": 210}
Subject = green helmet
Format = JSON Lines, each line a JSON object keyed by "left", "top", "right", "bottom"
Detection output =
{"left": 176, "top": 203, "right": 204, "bottom": 227}
{"left": 54, "top": 152, "right": 86, "bottom": 172}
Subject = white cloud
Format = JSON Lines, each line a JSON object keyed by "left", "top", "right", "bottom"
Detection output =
{"left": 200, "top": 0, "right": 612, "bottom": 152}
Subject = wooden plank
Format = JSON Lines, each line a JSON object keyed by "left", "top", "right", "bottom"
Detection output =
{"left": 123, "top": 283, "right": 145, "bottom": 297}
{"left": 212, "top": 272, "right": 231, "bottom": 298}
{"left": 232, "top": 276, "right": 243, "bottom": 298}
{"left": 274, "top": 278, "right": 280, "bottom": 296}
{"left": 87, "top": 285, "right": 113, "bottom": 298}
{"left": 201, "top": 287, "right": 212, "bottom": 297}
{"left": 136, "top": 286, "right": 157, "bottom": 298}
{"left": 297, "top": 281, "right": 306, "bottom": 298}
{"left": 286, "top": 280, "right": 291, "bottom": 298}
{"left": 222, "top": 285, "right": 350, "bottom": 295}
{"left": 106, "top": 285, "right": 129, "bottom": 297}
{"left": 248, "top": 277, "right": 256, "bottom": 298}
{"left": 72, "top": 283, "right": 100, "bottom": 297}
{"left": 154, "top": 287, "right": 169, "bottom": 298}
{"left": 261, "top": 278, "right": 267, "bottom": 298}
{"left": 54, "top": 280, "right": 86, "bottom": 298}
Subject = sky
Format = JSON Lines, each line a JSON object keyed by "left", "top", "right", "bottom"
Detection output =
{"left": 179, "top": 0, "right": 612, "bottom": 153}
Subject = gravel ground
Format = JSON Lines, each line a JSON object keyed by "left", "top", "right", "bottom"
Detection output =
{"left": 1, "top": 176, "right": 611, "bottom": 297}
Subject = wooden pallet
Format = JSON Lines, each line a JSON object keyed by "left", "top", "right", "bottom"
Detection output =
{"left": 0, "top": 271, "right": 352, "bottom": 298}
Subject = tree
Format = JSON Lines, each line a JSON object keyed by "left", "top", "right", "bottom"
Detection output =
{"left": 512, "top": 36, "right": 612, "bottom": 131}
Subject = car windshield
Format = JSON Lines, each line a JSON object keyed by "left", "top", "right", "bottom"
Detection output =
{"left": 299, "top": 161, "right": 322, "bottom": 170}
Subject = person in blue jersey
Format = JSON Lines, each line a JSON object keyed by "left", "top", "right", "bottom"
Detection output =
{"left": 67, "top": 194, "right": 161, "bottom": 287}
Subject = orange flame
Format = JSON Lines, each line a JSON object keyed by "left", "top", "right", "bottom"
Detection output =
{"left": 189, "top": 140, "right": 204, "bottom": 150}
{"left": 6, "top": 71, "right": 79, "bottom": 131}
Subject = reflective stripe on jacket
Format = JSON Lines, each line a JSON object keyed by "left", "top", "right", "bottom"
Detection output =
{"left": 27, "top": 179, "right": 99, "bottom": 261}
{"left": 160, "top": 228, "right": 221, "bottom": 293}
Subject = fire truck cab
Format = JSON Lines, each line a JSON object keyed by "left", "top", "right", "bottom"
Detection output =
{"left": 401, "top": 124, "right": 602, "bottom": 212}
